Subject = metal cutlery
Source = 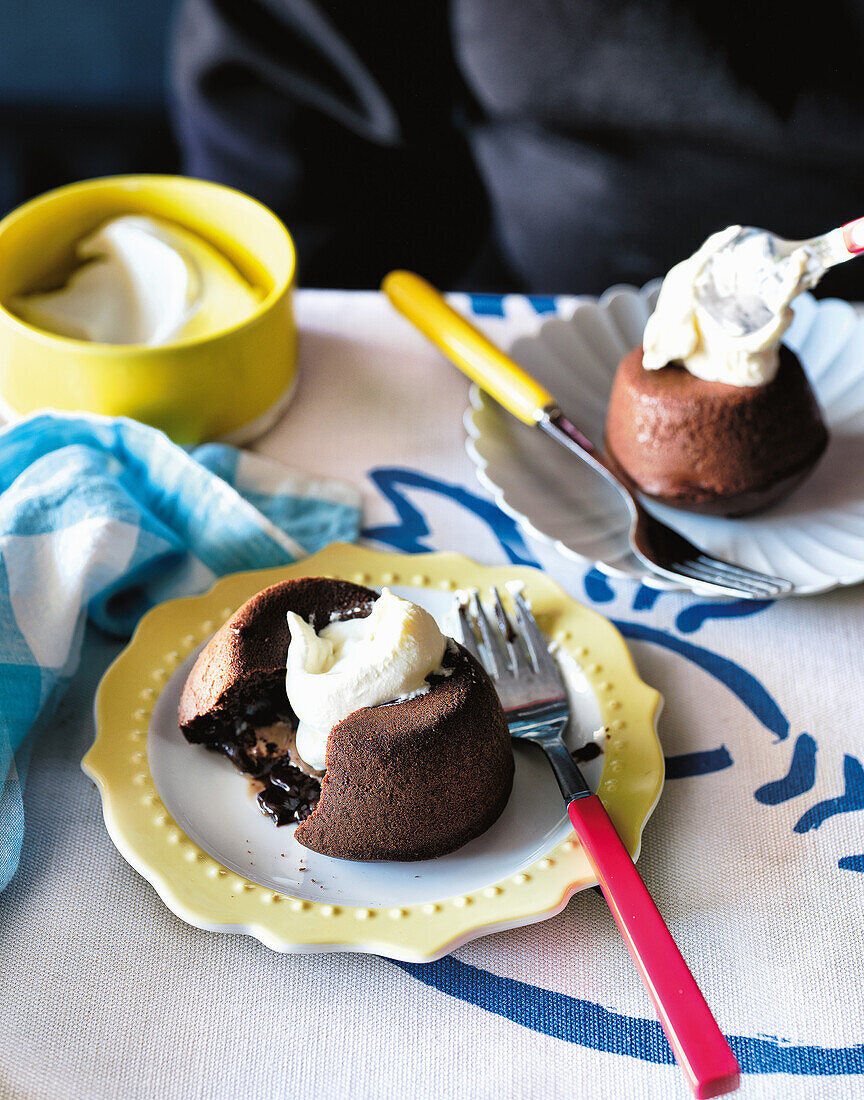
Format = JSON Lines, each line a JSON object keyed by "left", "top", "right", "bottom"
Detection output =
{"left": 383, "top": 270, "right": 792, "bottom": 600}
{"left": 456, "top": 585, "right": 741, "bottom": 1099}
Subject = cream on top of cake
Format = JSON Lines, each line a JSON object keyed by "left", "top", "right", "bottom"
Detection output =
{"left": 285, "top": 589, "right": 447, "bottom": 771}
{"left": 642, "top": 225, "right": 813, "bottom": 387}
{"left": 12, "top": 215, "right": 262, "bottom": 346}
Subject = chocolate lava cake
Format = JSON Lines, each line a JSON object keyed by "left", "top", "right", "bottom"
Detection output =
{"left": 604, "top": 344, "right": 828, "bottom": 516}
{"left": 179, "top": 578, "right": 514, "bottom": 861}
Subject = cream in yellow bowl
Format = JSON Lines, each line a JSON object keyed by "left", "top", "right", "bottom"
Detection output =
{"left": 0, "top": 175, "right": 298, "bottom": 445}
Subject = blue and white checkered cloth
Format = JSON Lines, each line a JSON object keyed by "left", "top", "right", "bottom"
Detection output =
{"left": 0, "top": 412, "right": 361, "bottom": 892}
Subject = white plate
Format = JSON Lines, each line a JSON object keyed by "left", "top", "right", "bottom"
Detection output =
{"left": 148, "top": 584, "right": 608, "bottom": 910}
{"left": 465, "top": 286, "right": 864, "bottom": 596}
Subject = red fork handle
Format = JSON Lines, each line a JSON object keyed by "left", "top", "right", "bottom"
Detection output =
{"left": 841, "top": 217, "right": 864, "bottom": 255}
{"left": 568, "top": 795, "right": 741, "bottom": 1098}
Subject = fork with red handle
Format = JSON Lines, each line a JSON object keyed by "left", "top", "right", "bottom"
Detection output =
{"left": 457, "top": 586, "right": 742, "bottom": 1099}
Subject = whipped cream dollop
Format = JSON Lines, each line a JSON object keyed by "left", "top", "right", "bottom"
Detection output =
{"left": 642, "top": 225, "right": 812, "bottom": 387}
{"left": 285, "top": 589, "right": 447, "bottom": 772}
{"left": 12, "top": 215, "right": 262, "bottom": 345}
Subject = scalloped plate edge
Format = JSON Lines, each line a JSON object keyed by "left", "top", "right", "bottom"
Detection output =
{"left": 83, "top": 544, "right": 663, "bottom": 959}
{"left": 463, "top": 286, "right": 864, "bottom": 599}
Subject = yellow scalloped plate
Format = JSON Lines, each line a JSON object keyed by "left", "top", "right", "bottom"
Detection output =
{"left": 83, "top": 544, "right": 663, "bottom": 960}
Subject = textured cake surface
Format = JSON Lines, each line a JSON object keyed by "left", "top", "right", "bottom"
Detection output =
{"left": 604, "top": 344, "right": 828, "bottom": 516}
{"left": 178, "top": 577, "right": 514, "bottom": 861}
{"left": 296, "top": 641, "right": 513, "bottom": 861}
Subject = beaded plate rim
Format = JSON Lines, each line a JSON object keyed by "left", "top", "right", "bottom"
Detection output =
{"left": 82, "top": 544, "right": 663, "bottom": 961}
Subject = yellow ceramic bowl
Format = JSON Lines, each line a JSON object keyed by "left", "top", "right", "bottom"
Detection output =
{"left": 0, "top": 175, "right": 297, "bottom": 445}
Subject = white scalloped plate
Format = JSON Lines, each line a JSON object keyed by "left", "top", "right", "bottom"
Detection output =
{"left": 465, "top": 286, "right": 864, "bottom": 596}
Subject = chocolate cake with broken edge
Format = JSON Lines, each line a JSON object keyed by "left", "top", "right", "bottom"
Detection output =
{"left": 604, "top": 344, "right": 829, "bottom": 517}
{"left": 179, "top": 577, "right": 515, "bottom": 862}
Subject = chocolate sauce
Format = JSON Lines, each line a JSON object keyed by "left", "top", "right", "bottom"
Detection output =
{"left": 254, "top": 652, "right": 461, "bottom": 827}
{"left": 257, "top": 760, "right": 321, "bottom": 825}
{"left": 571, "top": 742, "right": 602, "bottom": 764}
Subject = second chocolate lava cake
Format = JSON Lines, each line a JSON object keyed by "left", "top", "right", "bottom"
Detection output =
{"left": 604, "top": 344, "right": 828, "bottom": 516}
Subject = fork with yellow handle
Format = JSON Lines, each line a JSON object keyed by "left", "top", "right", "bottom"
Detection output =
{"left": 382, "top": 270, "right": 792, "bottom": 600}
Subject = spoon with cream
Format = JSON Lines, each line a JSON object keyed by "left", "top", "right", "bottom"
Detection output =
{"left": 642, "top": 219, "right": 864, "bottom": 389}
{"left": 693, "top": 217, "right": 864, "bottom": 339}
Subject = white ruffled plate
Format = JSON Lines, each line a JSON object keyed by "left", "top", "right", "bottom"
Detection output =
{"left": 465, "top": 286, "right": 864, "bottom": 596}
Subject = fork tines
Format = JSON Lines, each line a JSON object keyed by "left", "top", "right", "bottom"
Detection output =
{"left": 667, "top": 554, "right": 792, "bottom": 599}
{"left": 691, "top": 555, "right": 794, "bottom": 597}
{"left": 456, "top": 587, "right": 556, "bottom": 679}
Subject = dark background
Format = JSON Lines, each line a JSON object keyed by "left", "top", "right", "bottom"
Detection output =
{"left": 0, "top": 0, "right": 178, "bottom": 217}
{"left": 4, "top": 1, "right": 864, "bottom": 298}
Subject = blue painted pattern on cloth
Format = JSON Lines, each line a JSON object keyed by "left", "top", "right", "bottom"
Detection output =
{"left": 755, "top": 733, "right": 818, "bottom": 805}
{"left": 665, "top": 745, "right": 734, "bottom": 779}
{"left": 613, "top": 622, "right": 790, "bottom": 742}
{"left": 467, "top": 294, "right": 506, "bottom": 317}
{"left": 363, "top": 460, "right": 864, "bottom": 1071}
{"left": 794, "top": 755, "right": 864, "bottom": 833}
{"left": 393, "top": 957, "right": 864, "bottom": 1075}
{"left": 363, "top": 468, "right": 540, "bottom": 567}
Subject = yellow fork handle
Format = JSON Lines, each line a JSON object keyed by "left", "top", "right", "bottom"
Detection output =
{"left": 382, "top": 270, "right": 556, "bottom": 426}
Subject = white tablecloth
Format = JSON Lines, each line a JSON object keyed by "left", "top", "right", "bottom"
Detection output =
{"left": 2, "top": 290, "right": 863, "bottom": 1100}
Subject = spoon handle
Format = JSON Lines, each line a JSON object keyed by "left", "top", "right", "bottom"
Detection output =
{"left": 841, "top": 217, "right": 864, "bottom": 256}
{"left": 382, "top": 270, "right": 555, "bottom": 425}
